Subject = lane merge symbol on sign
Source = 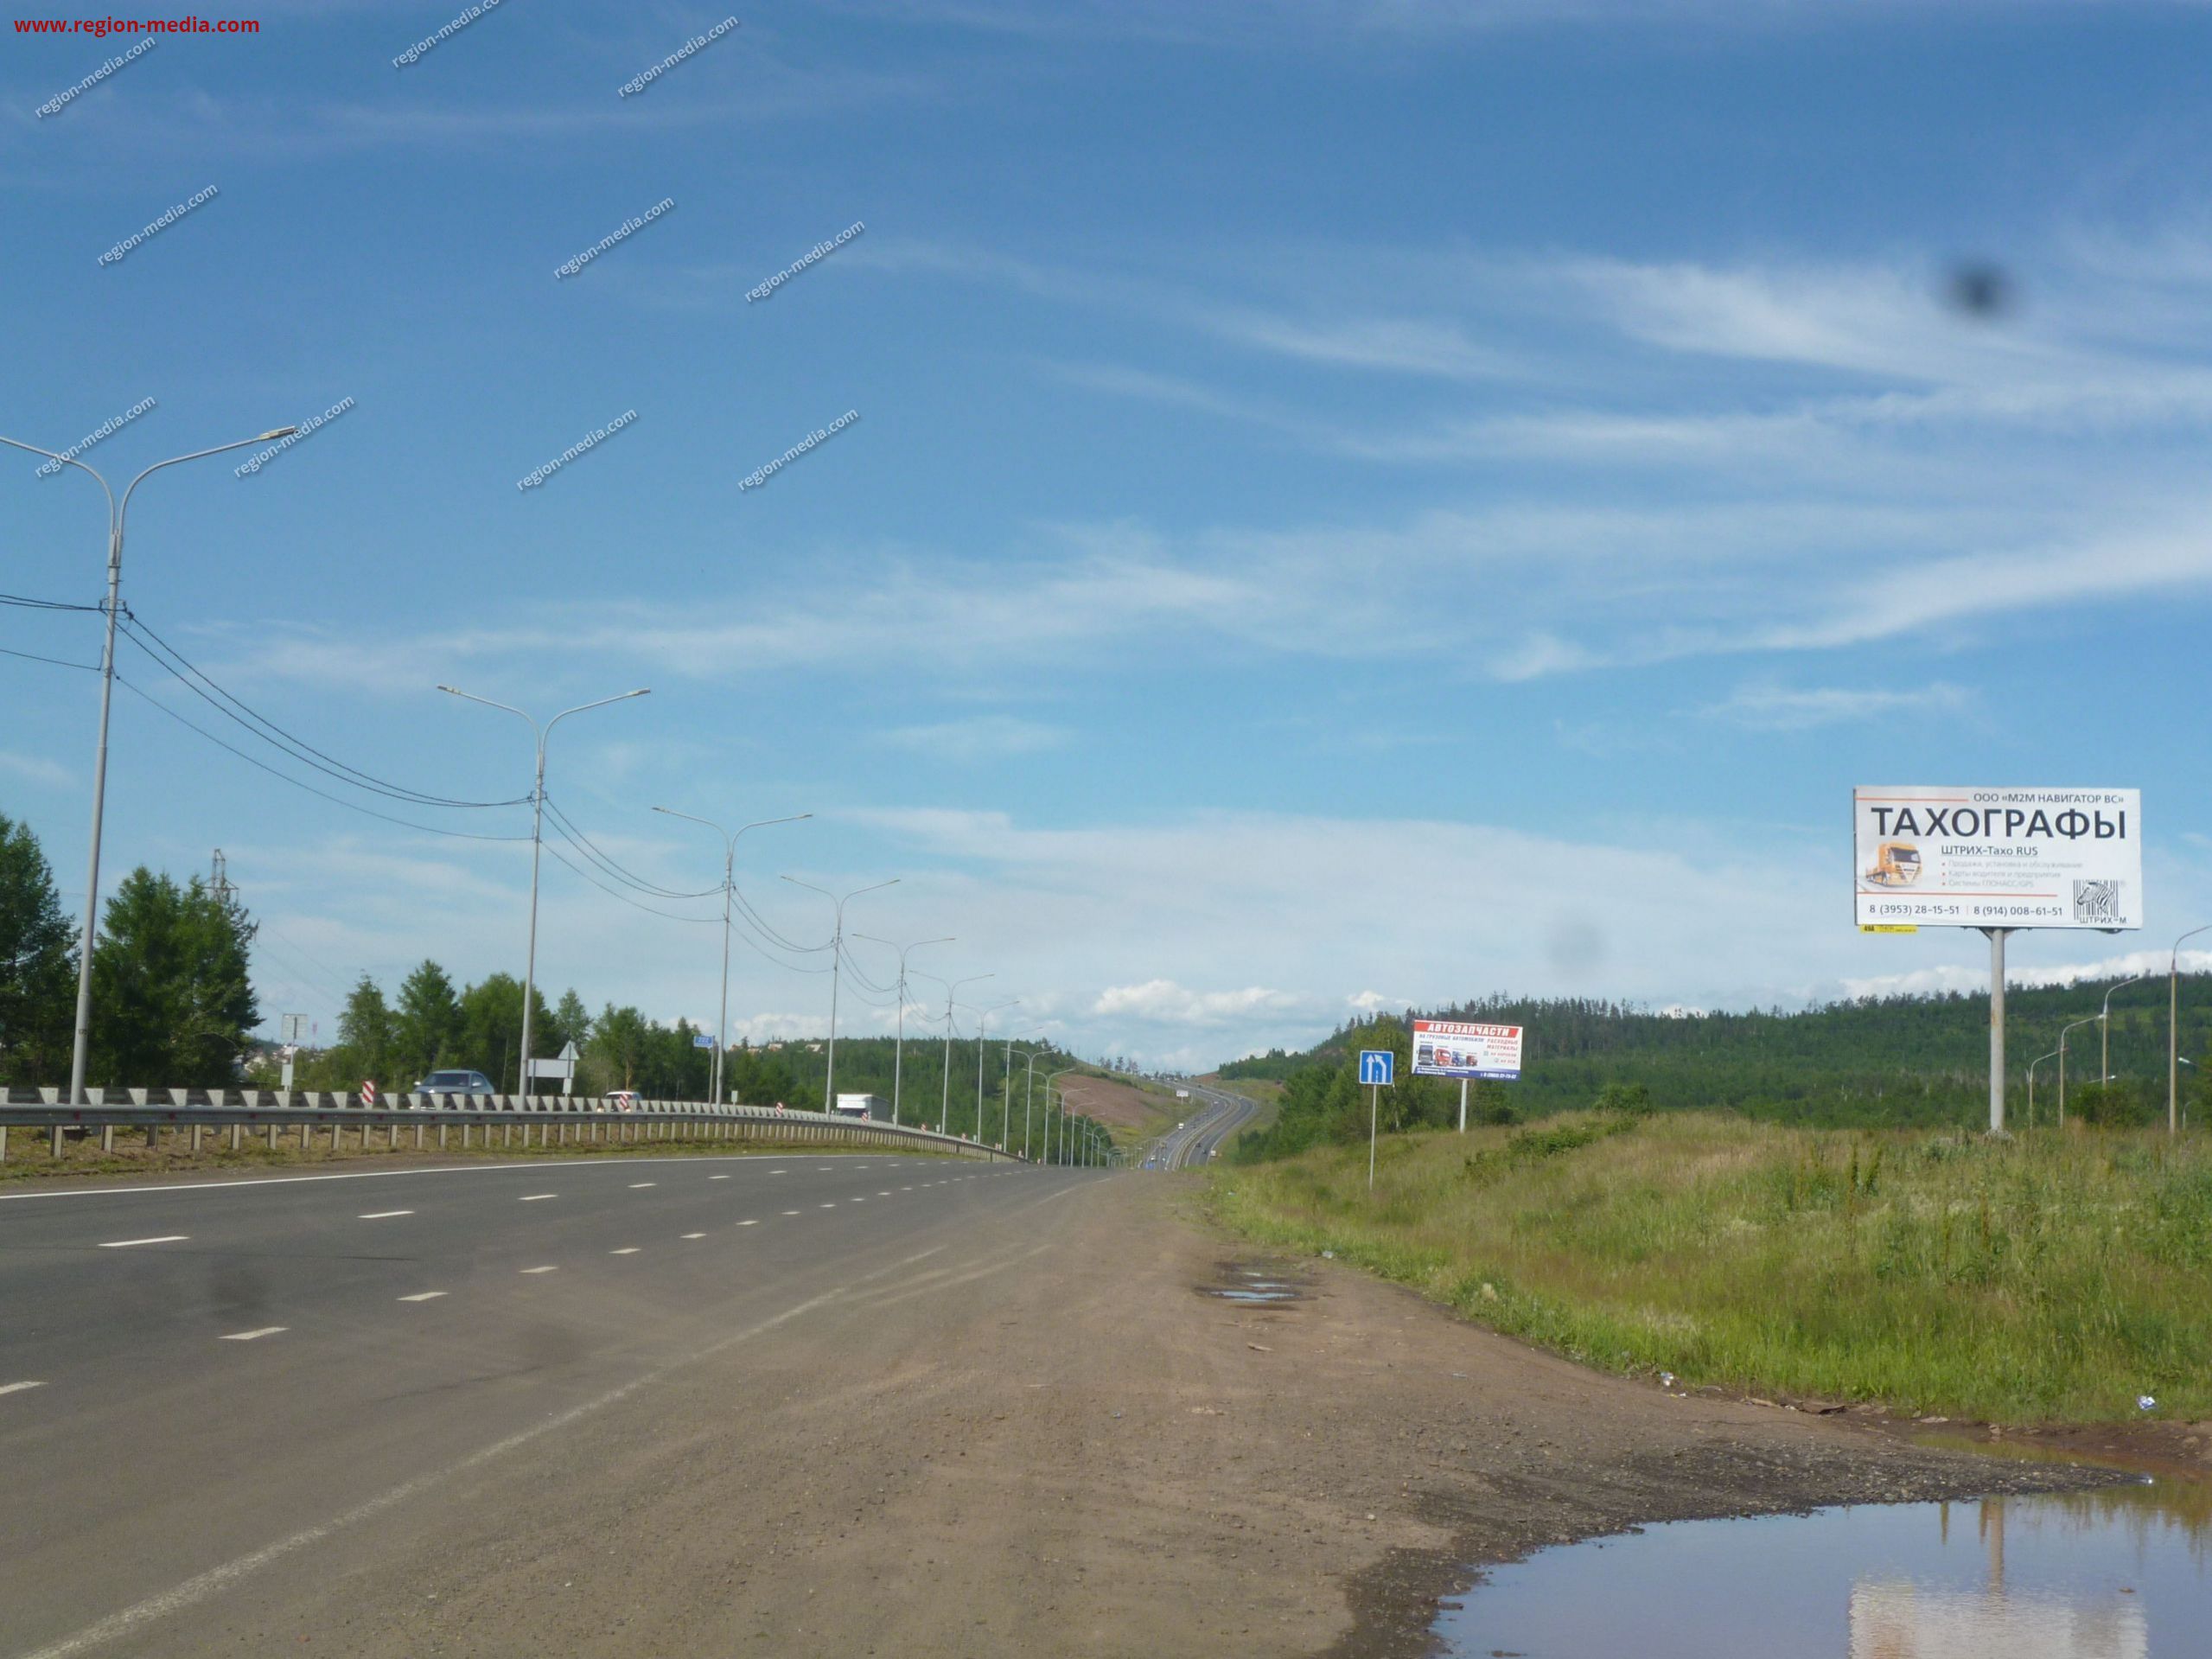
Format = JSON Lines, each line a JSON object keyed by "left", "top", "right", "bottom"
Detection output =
{"left": 1358, "top": 1050, "right": 1394, "bottom": 1087}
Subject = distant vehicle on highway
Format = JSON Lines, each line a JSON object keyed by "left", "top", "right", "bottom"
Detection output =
{"left": 603, "top": 1089, "right": 640, "bottom": 1112}
{"left": 414, "top": 1069, "right": 494, "bottom": 1098}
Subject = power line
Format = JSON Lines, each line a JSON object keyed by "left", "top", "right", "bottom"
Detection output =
{"left": 113, "top": 673, "right": 533, "bottom": 843}
{"left": 539, "top": 794, "right": 721, "bottom": 900}
{"left": 117, "top": 612, "right": 527, "bottom": 811}
{"left": 0, "top": 643, "right": 97, "bottom": 671}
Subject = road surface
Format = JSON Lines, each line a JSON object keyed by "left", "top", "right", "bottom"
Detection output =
{"left": 0, "top": 1149, "right": 2104, "bottom": 1658}
{"left": 1146, "top": 1082, "right": 1257, "bottom": 1169}
{"left": 0, "top": 1152, "right": 1082, "bottom": 1657}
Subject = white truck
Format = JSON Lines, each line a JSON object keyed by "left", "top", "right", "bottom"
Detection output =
{"left": 831, "top": 1093, "right": 889, "bottom": 1121}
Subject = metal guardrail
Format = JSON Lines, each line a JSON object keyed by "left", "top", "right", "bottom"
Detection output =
{"left": 0, "top": 1087, "right": 1020, "bottom": 1164}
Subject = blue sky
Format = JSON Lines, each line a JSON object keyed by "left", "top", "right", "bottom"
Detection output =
{"left": 5, "top": 0, "right": 2212, "bottom": 1071}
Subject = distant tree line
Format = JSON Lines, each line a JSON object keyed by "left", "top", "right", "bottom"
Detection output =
{"left": 1231, "top": 983, "right": 2212, "bottom": 1159}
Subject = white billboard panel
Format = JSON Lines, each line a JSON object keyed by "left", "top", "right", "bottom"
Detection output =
{"left": 1411, "top": 1019, "right": 1523, "bottom": 1082}
{"left": 1852, "top": 787, "right": 2142, "bottom": 931}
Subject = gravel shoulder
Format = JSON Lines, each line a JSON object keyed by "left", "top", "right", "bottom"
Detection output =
{"left": 136, "top": 1173, "right": 2120, "bottom": 1658}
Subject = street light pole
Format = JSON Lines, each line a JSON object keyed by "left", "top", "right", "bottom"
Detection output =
{"left": 2025, "top": 1047, "right": 2060, "bottom": 1130}
{"left": 2057, "top": 1014, "right": 2100, "bottom": 1127}
{"left": 965, "top": 999, "right": 1020, "bottom": 1144}
{"left": 1000, "top": 1034, "right": 1042, "bottom": 1149}
{"left": 1038, "top": 1065, "right": 1074, "bottom": 1163}
{"left": 2, "top": 426, "right": 299, "bottom": 1105}
{"left": 916, "top": 973, "right": 992, "bottom": 1135}
{"left": 853, "top": 935, "right": 953, "bottom": 1126}
{"left": 2100, "top": 975, "right": 2150, "bottom": 1090}
{"left": 780, "top": 875, "right": 899, "bottom": 1113}
{"left": 653, "top": 808, "right": 811, "bottom": 1105}
{"left": 2172, "top": 926, "right": 2209, "bottom": 1136}
{"left": 439, "top": 685, "right": 649, "bottom": 1094}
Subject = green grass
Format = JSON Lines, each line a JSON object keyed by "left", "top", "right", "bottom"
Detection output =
{"left": 1208, "top": 1112, "right": 2212, "bottom": 1425}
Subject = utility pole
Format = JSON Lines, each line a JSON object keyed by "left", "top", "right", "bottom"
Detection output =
{"left": 2171, "top": 926, "right": 2208, "bottom": 1135}
{"left": 967, "top": 999, "right": 1020, "bottom": 1143}
{"left": 441, "top": 686, "right": 651, "bottom": 1094}
{"left": 209, "top": 849, "right": 233, "bottom": 904}
{"left": 916, "top": 973, "right": 991, "bottom": 1135}
{"left": 781, "top": 875, "right": 898, "bottom": 1113}
{"left": 853, "top": 935, "right": 953, "bottom": 1127}
{"left": 653, "top": 809, "right": 812, "bottom": 1106}
{"left": 0, "top": 424, "right": 299, "bottom": 1107}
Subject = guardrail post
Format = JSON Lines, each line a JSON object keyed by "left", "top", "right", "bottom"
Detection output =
{"left": 329, "top": 1119, "right": 341, "bottom": 1152}
{"left": 51, "top": 1124, "right": 62, "bottom": 1158}
{"left": 0, "top": 1124, "right": 7, "bottom": 1163}
{"left": 147, "top": 1122, "right": 160, "bottom": 1152}
{"left": 100, "top": 1126, "right": 114, "bottom": 1152}
{"left": 266, "top": 1122, "right": 277, "bottom": 1150}
{"left": 228, "top": 1122, "right": 241, "bottom": 1152}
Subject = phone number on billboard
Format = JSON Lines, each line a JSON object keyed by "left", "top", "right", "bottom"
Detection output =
{"left": 1865, "top": 902, "right": 2067, "bottom": 920}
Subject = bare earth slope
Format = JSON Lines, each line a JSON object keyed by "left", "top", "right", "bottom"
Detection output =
{"left": 103, "top": 1176, "right": 2107, "bottom": 1659}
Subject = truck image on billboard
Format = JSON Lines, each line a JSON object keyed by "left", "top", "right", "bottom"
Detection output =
{"left": 1411, "top": 1019, "right": 1523, "bottom": 1082}
{"left": 1852, "top": 787, "right": 2142, "bottom": 931}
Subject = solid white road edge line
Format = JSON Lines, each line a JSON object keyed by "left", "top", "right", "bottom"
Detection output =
{"left": 16, "top": 1286, "right": 850, "bottom": 1659}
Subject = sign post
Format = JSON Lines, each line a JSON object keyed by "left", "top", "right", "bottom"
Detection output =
{"left": 1358, "top": 1049, "right": 1394, "bottom": 1190}
{"left": 278, "top": 1014, "right": 307, "bottom": 1090}
{"left": 1411, "top": 1019, "right": 1524, "bottom": 1133}
{"left": 1853, "top": 787, "right": 2143, "bottom": 1134}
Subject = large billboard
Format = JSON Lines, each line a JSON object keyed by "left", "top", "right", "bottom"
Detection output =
{"left": 1852, "top": 787, "right": 2143, "bottom": 931}
{"left": 1411, "top": 1019, "right": 1523, "bottom": 1082}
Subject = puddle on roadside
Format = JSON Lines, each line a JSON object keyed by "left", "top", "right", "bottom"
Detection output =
{"left": 1198, "top": 1262, "right": 1308, "bottom": 1305}
{"left": 1436, "top": 1476, "right": 2211, "bottom": 1656}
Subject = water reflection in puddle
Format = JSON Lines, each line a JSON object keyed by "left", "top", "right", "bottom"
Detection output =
{"left": 1437, "top": 1477, "right": 2210, "bottom": 1657}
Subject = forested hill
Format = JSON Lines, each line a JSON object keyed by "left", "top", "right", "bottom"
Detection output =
{"left": 1221, "top": 977, "right": 2212, "bottom": 1145}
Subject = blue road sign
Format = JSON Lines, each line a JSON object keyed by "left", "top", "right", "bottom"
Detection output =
{"left": 1358, "top": 1050, "right": 1395, "bottom": 1086}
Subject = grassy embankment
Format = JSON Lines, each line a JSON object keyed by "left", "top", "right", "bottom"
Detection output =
{"left": 1209, "top": 1111, "right": 2212, "bottom": 1425}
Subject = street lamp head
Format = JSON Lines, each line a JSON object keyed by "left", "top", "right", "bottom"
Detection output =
{"left": 258, "top": 426, "right": 299, "bottom": 440}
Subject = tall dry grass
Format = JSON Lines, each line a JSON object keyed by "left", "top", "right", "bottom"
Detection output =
{"left": 1209, "top": 1113, "right": 2212, "bottom": 1423}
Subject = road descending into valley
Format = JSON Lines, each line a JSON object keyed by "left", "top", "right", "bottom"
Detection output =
{"left": 0, "top": 1150, "right": 2107, "bottom": 1658}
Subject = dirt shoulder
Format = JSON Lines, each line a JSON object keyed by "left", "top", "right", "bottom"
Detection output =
{"left": 213, "top": 1172, "right": 2127, "bottom": 1659}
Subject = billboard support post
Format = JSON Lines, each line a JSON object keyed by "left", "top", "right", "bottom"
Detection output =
{"left": 1458, "top": 1078, "right": 1468, "bottom": 1134}
{"left": 1984, "top": 927, "right": 2011, "bottom": 1136}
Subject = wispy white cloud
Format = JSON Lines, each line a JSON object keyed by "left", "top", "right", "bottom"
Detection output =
{"left": 0, "top": 750, "right": 72, "bottom": 788}
{"left": 881, "top": 714, "right": 1070, "bottom": 762}
{"left": 1701, "top": 680, "right": 1973, "bottom": 731}
{"left": 1093, "top": 979, "right": 1312, "bottom": 1025}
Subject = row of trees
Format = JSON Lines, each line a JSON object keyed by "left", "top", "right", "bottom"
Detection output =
{"left": 1, "top": 808, "right": 1104, "bottom": 1160}
{"left": 2, "top": 812, "right": 260, "bottom": 1088}
{"left": 1232, "top": 986, "right": 2212, "bottom": 1160}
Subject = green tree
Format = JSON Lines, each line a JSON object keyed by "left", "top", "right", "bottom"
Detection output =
{"left": 88, "top": 867, "right": 258, "bottom": 1086}
{"left": 392, "top": 960, "right": 462, "bottom": 1082}
{"left": 456, "top": 972, "right": 552, "bottom": 1092}
{"left": 548, "top": 987, "right": 592, "bottom": 1055}
{"left": 0, "top": 812, "right": 77, "bottom": 1086}
{"left": 585, "top": 1004, "right": 651, "bottom": 1093}
{"left": 328, "top": 973, "right": 395, "bottom": 1087}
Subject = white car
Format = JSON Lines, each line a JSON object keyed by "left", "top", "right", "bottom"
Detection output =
{"left": 602, "top": 1089, "right": 640, "bottom": 1113}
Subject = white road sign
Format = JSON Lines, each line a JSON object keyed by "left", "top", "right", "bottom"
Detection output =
{"left": 1412, "top": 1019, "right": 1523, "bottom": 1082}
{"left": 1852, "top": 786, "right": 2143, "bottom": 931}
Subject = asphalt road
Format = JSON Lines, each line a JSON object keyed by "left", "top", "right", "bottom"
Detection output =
{"left": 0, "top": 1151, "right": 1091, "bottom": 1659}
{"left": 1146, "top": 1084, "right": 1256, "bottom": 1169}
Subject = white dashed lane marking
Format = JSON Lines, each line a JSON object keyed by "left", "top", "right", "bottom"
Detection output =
{"left": 99, "top": 1235, "right": 188, "bottom": 1248}
{"left": 628, "top": 1183, "right": 656, "bottom": 1190}
{"left": 610, "top": 1247, "right": 641, "bottom": 1256}
{"left": 782, "top": 1210, "right": 801, "bottom": 1217}
{"left": 520, "top": 1266, "right": 558, "bottom": 1274}
{"left": 819, "top": 1203, "right": 838, "bottom": 1209}
{"left": 519, "top": 1194, "right": 557, "bottom": 1203}
{"left": 737, "top": 1220, "right": 760, "bottom": 1226}
{"left": 220, "top": 1327, "right": 286, "bottom": 1342}
{"left": 681, "top": 1233, "right": 705, "bottom": 1240}
{"left": 0, "top": 1381, "right": 46, "bottom": 1398}
{"left": 359, "top": 1210, "right": 414, "bottom": 1220}
{"left": 398, "top": 1292, "right": 447, "bottom": 1303}
{"left": 709, "top": 1174, "right": 730, "bottom": 1181}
